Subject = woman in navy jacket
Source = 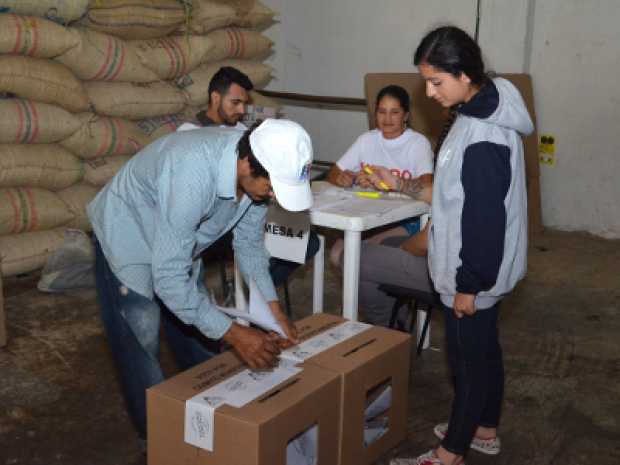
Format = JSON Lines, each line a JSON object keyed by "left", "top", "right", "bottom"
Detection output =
{"left": 369, "top": 26, "right": 534, "bottom": 465}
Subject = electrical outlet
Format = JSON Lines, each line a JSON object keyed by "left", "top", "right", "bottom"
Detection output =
{"left": 539, "top": 134, "right": 556, "bottom": 165}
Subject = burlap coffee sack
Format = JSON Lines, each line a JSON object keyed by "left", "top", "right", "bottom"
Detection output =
{"left": 0, "top": 144, "right": 84, "bottom": 191}
{"left": 60, "top": 113, "right": 151, "bottom": 159}
{"left": 0, "top": 56, "right": 89, "bottom": 113}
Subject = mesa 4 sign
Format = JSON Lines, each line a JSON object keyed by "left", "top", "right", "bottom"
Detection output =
{"left": 264, "top": 223, "right": 305, "bottom": 239}
{"left": 264, "top": 206, "right": 311, "bottom": 264}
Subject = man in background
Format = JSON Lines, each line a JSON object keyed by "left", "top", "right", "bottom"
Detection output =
{"left": 194, "top": 66, "right": 321, "bottom": 292}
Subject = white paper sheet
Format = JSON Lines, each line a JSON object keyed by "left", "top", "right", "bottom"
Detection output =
{"left": 287, "top": 424, "right": 318, "bottom": 465}
{"left": 185, "top": 358, "right": 302, "bottom": 451}
{"left": 322, "top": 197, "right": 399, "bottom": 216}
{"left": 250, "top": 279, "right": 287, "bottom": 337}
{"left": 362, "top": 385, "right": 392, "bottom": 447}
{"left": 310, "top": 195, "right": 351, "bottom": 212}
{"left": 216, "top": 303, "right": 285, "bottom": 337}
{"left": 320, "top": 186, "right": 410, "bottom": 200}
{"left": 177, "top": 122, "right": 200, "bottom": 132}
{"left": 363, "top": 418, "right": 389, "bottom": 447}
{"left": 365, "top": 385, "right": 392, "bottom": 420}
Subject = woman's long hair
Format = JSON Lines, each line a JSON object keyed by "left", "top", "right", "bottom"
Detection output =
{"left": 414, "top": 26, "right": 488, "bottom": 86}
{"left": 414, "top": 26, "right": 488, "bottom": 157}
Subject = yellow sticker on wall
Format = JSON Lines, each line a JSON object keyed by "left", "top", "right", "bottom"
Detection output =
{"left": 539, "top": 134, "right": 556, "bottom": 165}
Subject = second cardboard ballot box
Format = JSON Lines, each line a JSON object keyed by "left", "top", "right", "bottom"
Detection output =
{"left": 148, "top": 350, "right": 341, "bottom": 465}
{"left": 286, "top": 314, "right": 412, "bottom": 465}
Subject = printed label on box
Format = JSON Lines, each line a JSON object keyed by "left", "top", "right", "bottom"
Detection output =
{"left": 280, "top": 321, "right": 372, "bottom": 363}
{"left": 185, "top": 359, "right": 302, "bottom": 451}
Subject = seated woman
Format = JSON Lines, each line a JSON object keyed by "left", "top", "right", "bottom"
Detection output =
{"left": 359, "top": 220, "right": 432, "bottom": 327}
{"left": 326, "top": 84, "right": 434, "bottom": 267}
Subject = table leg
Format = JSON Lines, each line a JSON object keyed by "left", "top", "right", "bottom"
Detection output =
{"left": 312, "top": 234, "right": 325, "bottom": 314}
{"left": 234, "top": 262, "right": 247, "bottom": 310}
{"left": 233, "top": 262, "right": 250, "bottom": 326}
{"left": 342, "top": 230, "right": 361, "bottom": 320}
{"left": 416, "top": 309, "right": 430, "bottom": 349}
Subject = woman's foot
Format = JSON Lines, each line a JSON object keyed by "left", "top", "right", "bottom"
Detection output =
{"left": 433, "top": 423, "right": 501, "bottom": 455}
{"left": 390, "top": 448, "right": 464, "bottom": 465}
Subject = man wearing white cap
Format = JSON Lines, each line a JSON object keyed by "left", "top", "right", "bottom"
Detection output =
{"left": 87, "top": 118, "right": 313, "bottom": 441}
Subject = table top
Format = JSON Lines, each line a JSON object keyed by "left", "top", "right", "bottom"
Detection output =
{"left": 309, "top": 181, "right": 429, "bottom": 232}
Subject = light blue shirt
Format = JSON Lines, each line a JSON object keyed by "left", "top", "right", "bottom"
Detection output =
{"left": 87, "top": 127, "right": 277, "bottom": 339}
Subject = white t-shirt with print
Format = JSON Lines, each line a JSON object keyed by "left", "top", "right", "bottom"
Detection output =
{"left": 336, "top": 128, "right": 433, "bottom": 179}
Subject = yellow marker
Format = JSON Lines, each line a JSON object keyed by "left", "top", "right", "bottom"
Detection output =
{"left": 355, "top": 191, "right": 382, "bottom": 199}
{"left": 362, "top": 166, "right": 390, "bottom": 191}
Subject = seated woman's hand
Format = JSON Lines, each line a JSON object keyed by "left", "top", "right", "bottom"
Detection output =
{"left": 399, "top": 221, "right": 430, "bottom": 257}
{"left": 368, "top": 165, "right": 399, "bottom": 191}
{"left": 355, "top": 172, "right": 374, "bottom": 188}
{"left": 336, "top": 169, "right": 356, "bottom": 187}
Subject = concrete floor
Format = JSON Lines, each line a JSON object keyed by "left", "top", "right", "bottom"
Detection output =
{"left": 0, "top": 229, "right": 619, "bottom": 465}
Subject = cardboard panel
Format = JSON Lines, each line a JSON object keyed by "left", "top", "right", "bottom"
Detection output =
{"left": 148, "top": 390, "right": 199, "bottom": 465}
{"left": 364, "top": 73, "right": 446, "bottom": 148}
{"left": 294, "top": 314, "right": 412, "bottom": 465}
{"left": 209, "top": 366, "right": 341, "bottom": 465}
{"left": 0, "top": 273, "right": 6, "bottom": 348}
{"left": 254, "top": 371, "right": 341, "bottom": 465}
{"left": 364, "top": 73, "right": 543, "bottom": 235}
{"left": 526, "top": 175, "right": 543, "bottom": 236}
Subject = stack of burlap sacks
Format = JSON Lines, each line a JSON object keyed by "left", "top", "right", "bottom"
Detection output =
{"left": 0, "top": 0, "right": 280, "bottom": 279}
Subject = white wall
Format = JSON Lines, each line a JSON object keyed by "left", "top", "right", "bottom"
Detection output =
{"left": 262, "top": 0, "right": 478, "bottom": 162}
{"left": 528, "top": 0, "right": 620, "bottom": 238}
{"left": 260, "top": 0, "right": 620, "bottom": 238}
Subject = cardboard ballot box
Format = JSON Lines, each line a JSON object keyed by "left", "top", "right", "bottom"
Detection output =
{"left": 285, "top": 314, "right": 412, "bottom": 465}
{"left": 147, "top": 350, "right": 341, "bottom": 465}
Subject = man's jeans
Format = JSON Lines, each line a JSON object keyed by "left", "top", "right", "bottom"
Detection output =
{"left": 441, "top": 302, "right": 504, "bottom": 455}
{"left": 94, "top": 239, "right": 216, "bottom": 439}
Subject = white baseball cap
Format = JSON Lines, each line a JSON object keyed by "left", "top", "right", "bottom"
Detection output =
{"left": 249, "top": 119, "right": 313, "bottom": 211}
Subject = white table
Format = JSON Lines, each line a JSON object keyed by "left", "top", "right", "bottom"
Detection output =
{"left": 309, "top": 182, "right": 429, "bottom": 321}
{"left": 234, "top": 234, "right": 325, "bottom": 314}
{"left": 234, "top": 182, "right": 430, "bottom": 348}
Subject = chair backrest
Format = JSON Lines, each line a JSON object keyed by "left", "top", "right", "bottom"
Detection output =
{"left": 364, "top": 72, "right": 542, "bottom": 234}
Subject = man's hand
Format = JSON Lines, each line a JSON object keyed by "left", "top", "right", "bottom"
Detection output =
{"left": 267, "top": 331, "right": 295, "bottom": 349}
{"left": 268, "top": 301, "right": 299, "bottom": 345}
{"left": 453, "top": 292, "right": 476, "bottom": 318}
{"left": 222, "top": 323, "right": 281, "bottom": 369}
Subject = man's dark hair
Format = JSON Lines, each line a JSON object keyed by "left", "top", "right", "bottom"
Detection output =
{"left": 237, "top": 120, "right": 269, "bottom": 179}
{"left": 208, "top": 66, "right": 254, "bottom": 104}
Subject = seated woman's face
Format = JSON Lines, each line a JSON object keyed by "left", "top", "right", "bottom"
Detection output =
{"left": 376, "top": 95, "right": 408, "bottom": 140}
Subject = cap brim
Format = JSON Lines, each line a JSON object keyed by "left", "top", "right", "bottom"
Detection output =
{"left": 271, "top": 178, "right": 313, "bottom": 211}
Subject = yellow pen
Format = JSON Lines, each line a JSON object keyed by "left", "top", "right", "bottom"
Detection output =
{"left": 362, "top": 166, "right": 390, "bottom": 191}
{"left": 355, "top": 191, "right": 382, "bottom": 199}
